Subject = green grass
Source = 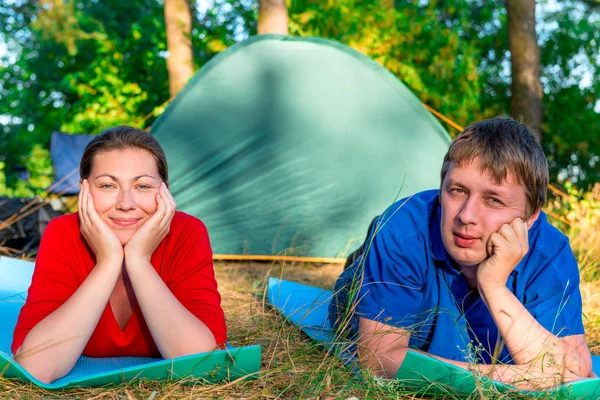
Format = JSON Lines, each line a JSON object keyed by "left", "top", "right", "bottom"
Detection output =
{"left": 1, "top": 260, "right": 599, "bottom": 399}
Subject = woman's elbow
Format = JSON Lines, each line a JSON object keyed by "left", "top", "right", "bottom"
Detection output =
{"left": 15, "top": 355, "right": 63, "bottom": 384}
{"left": 163, "top": 336, "right": 218, "bottom": 359}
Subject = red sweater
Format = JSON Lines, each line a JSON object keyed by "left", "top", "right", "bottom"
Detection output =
{"left": 12, "top": 211, "right": 226, "bottom": 357}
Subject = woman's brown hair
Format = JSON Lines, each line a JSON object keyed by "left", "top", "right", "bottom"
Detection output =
{"left": 80, "top": 126, "right": 168, "bottom": 185}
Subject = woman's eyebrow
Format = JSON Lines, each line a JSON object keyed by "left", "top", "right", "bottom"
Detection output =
{"left": 94, "top": 174, "right": 118, "bottom": 181}
{"left": 93, "top": 174, "right": 158, "bottom": 181}
{"left": 133, "top": 175, "right": 158, "bottom": 181}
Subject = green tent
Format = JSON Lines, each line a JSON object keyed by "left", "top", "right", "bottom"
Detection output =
{"left": 151, "top": 35, "right": 451, "bottom": 260}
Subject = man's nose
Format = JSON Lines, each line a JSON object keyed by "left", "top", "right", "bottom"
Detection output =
{"left": 457, "top": 197, "right": 479, "bottom": 225}
{"left": 116, "top": 189, "right": 136, "bottom": 211}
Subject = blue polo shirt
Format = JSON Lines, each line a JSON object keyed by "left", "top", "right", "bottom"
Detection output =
{"left": 331, "top": 189, "right": 584, "bottom": 364}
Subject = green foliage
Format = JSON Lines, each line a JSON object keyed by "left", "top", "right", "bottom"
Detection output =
{"left": 546, "top": 182, "right": 600, "bottom": 280}
{"left": 288, "top": 0, "right": 600, "bottom": 187}
{"left": 288, "top": 0, "right": 499, "bottom": 136}
{"left": 0, "top": 0, "right": 169, "bottom": 194}
{"left": 0, "top": 0, "right": 255, "bottom": 196}
{"left": 0, "top": 0, "right": 598, "bottom": 195}
{"left": 540, "top": 0, "right": 600, "bottom": 187}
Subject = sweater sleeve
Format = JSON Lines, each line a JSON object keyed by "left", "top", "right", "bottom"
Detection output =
{"left": 164, "top": 215, "right": 227, "bottom": 347}
{"left": 11, "top": 215, "right": 81, "bottom": 355}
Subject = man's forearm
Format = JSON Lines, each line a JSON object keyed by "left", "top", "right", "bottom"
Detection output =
{"left": 430, "top": 352, "right": 579, "bottom": 390}
{"left": 479, "top": 286, "right": 580, "bottom": 371}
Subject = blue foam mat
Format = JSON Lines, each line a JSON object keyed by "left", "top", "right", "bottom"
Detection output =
{"left": 267, "top": 277, "right": 600, "bottom": 398}
{"left": 0, "top": 256, "right": 261, "bottom": 389}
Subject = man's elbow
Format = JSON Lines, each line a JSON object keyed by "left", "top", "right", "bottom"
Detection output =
{"left": 358, "top": 346, "right": 408, "bottom": 379}
{"left": 557, "top": 339, "right": 593, "bottom": 377}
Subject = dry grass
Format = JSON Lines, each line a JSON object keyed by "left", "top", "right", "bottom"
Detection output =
{"left": 1, "top": 260, "right": 599, "bottom": 399}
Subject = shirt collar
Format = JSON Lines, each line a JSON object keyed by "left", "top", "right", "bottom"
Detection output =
{"left": 429, "top": 195, "right": 448, "bottom": 262}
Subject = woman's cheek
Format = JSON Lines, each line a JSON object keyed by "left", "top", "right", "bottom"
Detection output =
{"left": 139, "top": 191, "right": 160, "bottom": 214}
{"left": 89, "top": 190, "right": 115, "bottom": 215}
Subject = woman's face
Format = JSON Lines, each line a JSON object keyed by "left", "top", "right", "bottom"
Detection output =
{"left": 87, "top": 148, "right": 162, "bottom": 245}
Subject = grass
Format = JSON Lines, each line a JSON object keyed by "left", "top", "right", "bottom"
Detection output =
{"left": 1, "top": 260, "right": 599, "bottom": 399}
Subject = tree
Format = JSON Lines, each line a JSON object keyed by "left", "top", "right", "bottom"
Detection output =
{"left": 258, "top": 0, "right": 288, "bottom": 34}
{"left": 164, "top": 0, "right": 195, "bottom": 97}
{"left": 507, "top": 0, "right": 543, "bottom": 138}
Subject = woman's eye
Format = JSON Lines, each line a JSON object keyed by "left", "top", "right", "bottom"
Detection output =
{"left": 137, "top": 185, "right": 152, "bottom": 190}
{"left": 99, "top": 184, "right": 115, "bottom": 189}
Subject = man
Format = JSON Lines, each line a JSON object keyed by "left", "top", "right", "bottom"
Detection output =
{"left": 330, "top": 117, "right": 593, "bottom": 389}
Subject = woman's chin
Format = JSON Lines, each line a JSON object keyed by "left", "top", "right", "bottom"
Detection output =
{"left": 114, "top": 231, "right": 135, "bottom": 246}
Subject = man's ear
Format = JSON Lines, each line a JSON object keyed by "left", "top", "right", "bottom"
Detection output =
{"left": 525, "top": 207, "right": 542, "bottom": 229}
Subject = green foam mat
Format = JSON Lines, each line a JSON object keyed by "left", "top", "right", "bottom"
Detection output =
{"left": 267, "top": 277, "right": 600, "bottom": 399}
{"left": 0, "top": 256, "right": 261, "bottom": 389}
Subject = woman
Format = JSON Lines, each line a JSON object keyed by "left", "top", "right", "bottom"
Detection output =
{"left": 12, "top": 126, "right": 226, "bottom": 383}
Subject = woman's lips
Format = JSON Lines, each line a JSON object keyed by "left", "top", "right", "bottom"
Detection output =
{"left": 453, "top": 232, "right": 479, "bottom": 247}
{"left": 110, "top": 218, "right": 142, "bottom": 227}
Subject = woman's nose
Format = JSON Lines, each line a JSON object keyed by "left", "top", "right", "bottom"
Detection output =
{"left": 116, "top": 189, "right": 136, "bottom": 211}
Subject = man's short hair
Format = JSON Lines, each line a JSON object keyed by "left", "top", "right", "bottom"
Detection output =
{"left": 440, "top": 117, "right": 548, "bottom": 217}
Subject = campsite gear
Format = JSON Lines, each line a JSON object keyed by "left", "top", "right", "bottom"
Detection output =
{"left": 48, "top": 131, "right": 94, "bottom": 196}
{"left": 267, "top": 277, "right": 600, "bottom": 399}
{"left": 149, "top": 34, "right": 452, "bottom": 259}
{"left": 0, "top": 256, "right": 261, "bottom": 389}
{"left": 0, "top": 197, "right": 61, "bottom": 255}
{"left": 48, "top": 35, "right": 451, "bottom": 259}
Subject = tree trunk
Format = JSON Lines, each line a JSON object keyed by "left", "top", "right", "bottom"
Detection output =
{"left": 164, "top": 0, "right": 194, "bottom": 97}
{"left": 507, "top": 0, "right": 543, "bottom": 140}
{"left": 258, "top": 0, "right": 289, "bottom": 35}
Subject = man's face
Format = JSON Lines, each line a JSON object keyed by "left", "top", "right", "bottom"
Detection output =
{"left": 440, "top": 157, "right": 536, "bottom": 268}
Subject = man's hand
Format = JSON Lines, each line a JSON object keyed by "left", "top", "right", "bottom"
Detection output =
{"left": 477, "top": 218, "right": 529, "bottom": 292}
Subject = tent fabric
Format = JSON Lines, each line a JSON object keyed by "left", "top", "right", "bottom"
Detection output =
{"left": 49, "top": 131, "right": 94, "bottom": 195}
{"left": 266, "top": 277, "right": 600, "bottom": 399}
{"left": 0, "top": 256, "right": 261, "bottom": 389}
{"left": 151, "top": 34, "right": 452, "bottom": 258}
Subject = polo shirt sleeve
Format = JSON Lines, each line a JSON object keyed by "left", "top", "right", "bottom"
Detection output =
{"left": 523, "top": 242, "right": 584, "bottom": 337}
{"left": 355, "top": 223, "right": 425, "bottom": 329}
{"left": 164, "top": 217, "right": 227, "bottom": 347}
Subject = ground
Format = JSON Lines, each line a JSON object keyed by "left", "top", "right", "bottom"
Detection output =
{"left": 1, "top": 261, "right": 599, "bottom": 399}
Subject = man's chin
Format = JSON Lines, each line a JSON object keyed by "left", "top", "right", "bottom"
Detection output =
{"left": 448, "top": 249, "right": 486, "bottom": 268}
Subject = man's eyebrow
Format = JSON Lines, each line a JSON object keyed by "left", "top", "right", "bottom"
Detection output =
{"left": 481, "top": 188, "right": 508, "bottom": 198}
{"left": 445, "top": 180, "right": 466, "bottom": 189}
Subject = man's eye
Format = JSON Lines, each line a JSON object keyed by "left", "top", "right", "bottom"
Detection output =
{"left": 450, "top": 188, "right": 465, "bottom": 194}
{"left": 489, "top": 197, "right": 503, "bottom": 205}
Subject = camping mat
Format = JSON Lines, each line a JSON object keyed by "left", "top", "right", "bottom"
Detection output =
{"left": 0, "top": 256, "right": 261, "bottom": 389}
{"left": 266, "top": 277, "right": 600, "bottom": 399}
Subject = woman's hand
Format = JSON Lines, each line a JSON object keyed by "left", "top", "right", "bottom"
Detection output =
{"left": 78, "top": 179, "right": 124, "bottom": 266}
{"left": 124, "top": 182, "right": 176, "bottom": 265}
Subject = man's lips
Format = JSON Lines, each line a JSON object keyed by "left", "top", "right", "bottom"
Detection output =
{"left": 453, "top": 232, "right": 479, "bottom": 247}
{"left": 109, "top": 218, "right": 142, "bottom": 227}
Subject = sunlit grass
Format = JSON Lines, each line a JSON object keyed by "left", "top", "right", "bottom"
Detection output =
{"left": 1, "top": 260, "right": 599, "bottom": 399}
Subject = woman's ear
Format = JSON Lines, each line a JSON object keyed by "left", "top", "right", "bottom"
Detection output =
{"left": 525, "top": 208, "right": 542, "bottom": 229}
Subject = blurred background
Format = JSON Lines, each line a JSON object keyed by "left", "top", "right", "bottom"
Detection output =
{"left": 0, "top": 0, "right": 599, "bottom": 269}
